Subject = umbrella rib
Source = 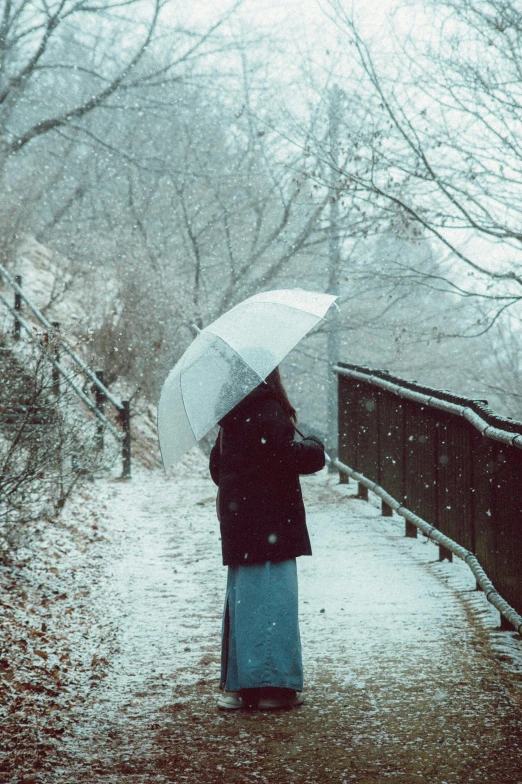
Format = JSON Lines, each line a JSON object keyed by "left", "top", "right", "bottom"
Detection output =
{"left": 178, "top": 363, "right": 198, "bottom": 443}
{"left": 244, "top": 294, "right": 336, "bottom": 318}
{"left": 204, "top": 332, "right": 267, "bottom": 382}
{"left": 251, "top": 300, "right": 332, "bottom": 319}
{"left": 157, "top": 409, "right": 168, "bottom": 474}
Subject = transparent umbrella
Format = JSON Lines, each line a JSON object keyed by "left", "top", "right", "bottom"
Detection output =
{"left": 157, "top": 289, "right": 338, "bottom": 471}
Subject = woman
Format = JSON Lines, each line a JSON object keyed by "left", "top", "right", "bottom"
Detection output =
{"left": 209, "top": 366, "right": 325, "bottom": 710}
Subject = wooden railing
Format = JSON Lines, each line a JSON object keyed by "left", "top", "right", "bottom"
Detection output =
{"left": 0, "top": 263, "right": 131, "bottom": 478}
{"left": 334, "top": 362, "right": 522, "bottom": 634}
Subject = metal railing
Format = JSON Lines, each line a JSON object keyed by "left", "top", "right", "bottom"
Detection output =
{"left": 334, "top": 361, "right": 522, "bottom": 634}
{"left": 0, "top": 263, "right": 131, "bottom": 478}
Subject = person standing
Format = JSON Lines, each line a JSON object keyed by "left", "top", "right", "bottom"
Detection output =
{"left": 209, "top": 367, "right": 325, "bottom": 710}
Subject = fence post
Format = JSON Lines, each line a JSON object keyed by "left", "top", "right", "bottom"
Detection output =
{"left": 121, "top": 400, "right": 131, "bottom": 478}
{"left": 356, "top": 482, "right": 369, "bottom": 501}
{"left": 94, "top": 369, "right": 106, "bottom": 450}
{"left": 51, "top": 321, "right": 60, "bottom": 395}
{"left": 337, "top": 371, "right": 349, "bottom": 485}
{"left": 403, "top": 410, "right": 417, "bottom": 537}
{"left": 405, "top": 520, "right": 418, "bottom": 538}
{"left": 14, "top": 275, "right": 22, "bottom": 339}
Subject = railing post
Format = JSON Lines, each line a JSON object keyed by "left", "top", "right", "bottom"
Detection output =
{"left": 439, "top": 544, "right": 453, "bottom": 562}
{"left": 337, "top": 370, "right": 349, "bottom": 485}
{"left": 356, "top": 482, "right": 369, "bottom": 501}
{"left": 381, "top": 500, "right": 393, "bottom": 517}
{"left": 14, "top": 275, "right": 22, "bottom": 339}
{"left": 121, "top": 400, "right": 131, "bottom": 478}
{"left": 51, "top": 321, "right": 60, "bottom": 396}
{"left": 405, "top": 520, "right": 418, "bottom": 538}
{"left": 403, "top": 405, "right": 417, "bottom": 536}
{"left": 94, "top": 369, "right": 106, "bottom": 450}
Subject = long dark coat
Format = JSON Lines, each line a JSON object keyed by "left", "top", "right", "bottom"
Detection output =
{"left": 209, "top": 383, "right": 325, "bottom": 566}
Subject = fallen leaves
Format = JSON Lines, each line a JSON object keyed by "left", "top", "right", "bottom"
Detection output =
{"left": 0, "top": 488, "right": 115, "bottom": 781}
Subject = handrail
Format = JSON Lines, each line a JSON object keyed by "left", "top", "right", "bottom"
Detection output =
{"left": 334, "top": 364, "right": 522, "bottom": 449}
{"left": 0, "top": 290, "right": 121, "bottom": 440}
{"left": 333, "top": 457, "right": 522, "bottom": 636}
{"left": 0, "top": 262, "right": 122, "bottom": 412}
{"left": 0, "top": 262, "right": 131, "bottom": 477}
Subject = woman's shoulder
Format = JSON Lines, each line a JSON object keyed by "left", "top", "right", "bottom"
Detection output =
{"left": 220, "top": 384, "right": 284, "bottom": 428}
{"left": 244, "top": 384, "right": 277, "bottom": 410}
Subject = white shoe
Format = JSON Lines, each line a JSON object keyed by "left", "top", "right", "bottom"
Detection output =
{"left": 217, "top": 691, "right": 243, "bottom": 710}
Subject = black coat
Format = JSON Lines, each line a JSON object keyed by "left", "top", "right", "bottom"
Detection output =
{"left": 209, "top": 383, "right": 325, "bottom": 566}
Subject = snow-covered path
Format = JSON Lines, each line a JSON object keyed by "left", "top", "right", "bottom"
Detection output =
{"left": 59, "top": 457, "right": 522, "bottom": 784}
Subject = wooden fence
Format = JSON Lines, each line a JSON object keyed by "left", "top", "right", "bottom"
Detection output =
{"left": 335, "top": 362, "right": 522, "bottom": 630}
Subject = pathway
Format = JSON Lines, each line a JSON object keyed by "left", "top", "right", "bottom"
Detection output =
{"left": 54, "top": 455, "right": 522, "bottom": 784}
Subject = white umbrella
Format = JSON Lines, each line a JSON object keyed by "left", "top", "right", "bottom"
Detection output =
{"left": 157, "top": 289, "right": 338, "bottom": 471}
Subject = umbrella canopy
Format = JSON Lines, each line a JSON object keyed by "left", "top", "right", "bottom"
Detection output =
{"left": 157, "top": 289, "right": 338, "bottom": 471}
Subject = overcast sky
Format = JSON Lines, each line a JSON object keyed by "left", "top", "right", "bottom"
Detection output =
{"left": 186, "top": 0, "right": 400, "bottom": 30}
{"left": 176, "top": 0, "right": 406, "bottom": 55}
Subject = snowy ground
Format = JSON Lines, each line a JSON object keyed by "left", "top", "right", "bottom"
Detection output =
{"left": 4, "top": 453, "right": 522, "bottom": 784}
{"left": 21, "top": 451, "right": 515, "bottom": 784}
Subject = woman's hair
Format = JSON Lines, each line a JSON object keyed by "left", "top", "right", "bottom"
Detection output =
{"left": 264, "top": 367, "right": 297, "bottom": 426}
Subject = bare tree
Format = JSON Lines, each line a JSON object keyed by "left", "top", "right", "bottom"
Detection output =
{"left": 33, "top": 71, "right": 352, "bottom": 382}
{"left": 466, "top": 315, "right": 522, "bottom": 419}
{"left": 315, "top": 0, "right": 522, "bottom": 335}
{"left": 0, "top": 0, "right": 241, "bottom": 163}
{"left": 0, "top": 335, "right": 116, "bottom": 554}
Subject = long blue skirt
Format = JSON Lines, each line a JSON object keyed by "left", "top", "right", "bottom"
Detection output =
{"left": 220, "top": 559, "right": 303, "bottom": 692}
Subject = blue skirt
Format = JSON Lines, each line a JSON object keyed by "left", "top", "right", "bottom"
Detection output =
{"left": 220, "top": 559, "right": 303, "bottom": 692}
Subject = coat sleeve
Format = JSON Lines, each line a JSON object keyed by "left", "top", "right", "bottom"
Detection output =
{"left": 297, "top": 436, "right": 327, "bottom": 474}
{"left": 256, "top": 400, "right": 325, "bottom": 475}
{"left": 209, "top": 435, "right": 221, "bottom": 485}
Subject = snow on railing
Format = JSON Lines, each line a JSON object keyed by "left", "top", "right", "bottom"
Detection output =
{"left": 0, "top": 263, "right": 131, "bottom": 478}
{"left": 334, "top": 362, "right": 522, "bottom": 635}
